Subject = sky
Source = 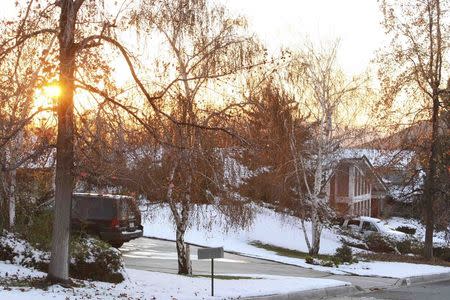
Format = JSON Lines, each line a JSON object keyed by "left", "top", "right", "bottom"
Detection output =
{"left": 2, "top": 0, "right": 386, "bottom": 76}
{"left": 223, "top": 0, "right": 386, "bottom": 76}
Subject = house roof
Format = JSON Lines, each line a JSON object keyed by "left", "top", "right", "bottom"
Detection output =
{"left": 337, "top": 148, "right": 415, "bottom": 169}
{"left": 338, "top": 155, "right": 388, "bottom": 192}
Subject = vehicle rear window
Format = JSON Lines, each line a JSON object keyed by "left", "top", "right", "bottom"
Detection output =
{"left": 72, "top": 197, "right": 117, "bottom": 220}
{"left": 118, "top": 200, "right": 130, "bottom": 220}
{"left": 347, "top": 219, "right": 360, "bottom": 226}
{"left": 362, "top": 221, "right": 378, "bottom": 232}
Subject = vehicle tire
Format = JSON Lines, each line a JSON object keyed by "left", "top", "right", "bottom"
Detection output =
{"left": 110, "top": 242, "right": 124, "bottom": 248}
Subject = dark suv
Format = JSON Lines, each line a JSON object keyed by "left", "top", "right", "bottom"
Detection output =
{"left": 71, "top": 193, "right": 143, "bottom": 248}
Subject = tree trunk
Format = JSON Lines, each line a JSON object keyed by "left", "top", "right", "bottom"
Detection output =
{"left": 8, "top": 170, "right": 16, "bottom": 229}
{"left": 309, "top": 205, "right": 322, "bottom": 255}
{"left": 175, "top": 226, "right": 192, "bottom": 275}
{"left": 423, "top": 92, "right": 440, "bottom": 260}
{"left": 48, "top": 0, "right": 78, "bottom": 283}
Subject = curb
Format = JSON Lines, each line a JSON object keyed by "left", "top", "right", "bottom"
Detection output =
{"left": 242, "top": 285, "right": 358, "bottom": 300}
{"left": 394, "top": 271, "right": 450, "bottom": 287}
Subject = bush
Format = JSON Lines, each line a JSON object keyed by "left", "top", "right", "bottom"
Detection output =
{"left": 70, "top": 234, "right": 124, "bottom": 283}
{"left": 335, "top": 244, "right": 353, "bottom": 263}
{"left": 395, "top": 238, "right": 423, "bottom": 255}
{"left": 15, "top": 210, "right": 53, "bottom": 251}
{"left": 395, "top": 226, "right": 416, "bottom": 235}
{"left": 0, "top": 231, "right": 49, "bottom": 270}
{"left": 320, "top": 260, "right": 335, "bottom": 267}
{"left": 434, "top": 247, "right": 450, "bottom": 262}
{"left": 365, "top": 233, "right": 397, "bottom": 253}
{"left": 340, "top": 236, "right": 368, "bottom": 251}
{"left": 0, "top": 231, "right": 124, "bottom": 283}
{"left": 305, "top": 255, "right": 315, "bottom": 264}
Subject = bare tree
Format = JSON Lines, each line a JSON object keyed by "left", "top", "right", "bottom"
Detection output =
{"left": 0, "top": 2, "right": 56, "bottom": 230}
{"left": 0, "top": 0, "right": 139, "bottom": 282}
{"left": 377, "top": 0, "right": 449, "bottom": 259}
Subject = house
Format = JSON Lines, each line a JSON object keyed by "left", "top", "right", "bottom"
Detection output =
{"left": 327, "top": 155, "right": 387, "bottom": 217}
{"left": 327, "top": 148, "right": 423, "bottom": 217}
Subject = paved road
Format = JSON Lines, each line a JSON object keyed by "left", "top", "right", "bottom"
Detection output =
{"left": 327, "top": 279, "right": 450, "bottom": 300}
{"left": 120, "top": 238, "right": 397, "bottom": 290}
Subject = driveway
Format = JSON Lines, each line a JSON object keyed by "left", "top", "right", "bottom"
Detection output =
{"left": 120, "top": 237, "right": 397, "bottom": 290}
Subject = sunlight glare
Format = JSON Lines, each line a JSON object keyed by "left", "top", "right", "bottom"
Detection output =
{"left": 43, "top": 84, "right": 62, "bottom": 99}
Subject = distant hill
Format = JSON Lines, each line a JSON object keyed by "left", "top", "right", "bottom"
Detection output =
{"left": 360, "top": 120, "right": 431, "bottom": 151}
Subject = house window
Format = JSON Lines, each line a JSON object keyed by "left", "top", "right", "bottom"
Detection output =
{"left": 337, "top": 169, "right": 349, "bottom": 196}
{"left": 362, "top": 179, "right": 365, "bottom": 195}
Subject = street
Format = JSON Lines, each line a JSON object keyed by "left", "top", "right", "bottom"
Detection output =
{"left": 327, "top": 279, "right": 450, "bottom": 300}
{"left": 121, "top": 238, "right": 450, "bottom": 299}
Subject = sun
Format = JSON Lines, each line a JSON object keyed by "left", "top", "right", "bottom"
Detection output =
{"left": 33, "top": 84, "right": 61, "bottom": 111}
{"left": 43, "top": 84, "right": 62, "bottom": 98}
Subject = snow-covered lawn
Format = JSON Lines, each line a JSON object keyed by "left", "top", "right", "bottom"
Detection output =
{"left": 0, "top": 262, "right": 349, "bottom": 299}
{"left": 142, "top": 204, "right": 450, "bottom": 279}
{"left": 142, "top": 204, "right": 342, "bottom": 255}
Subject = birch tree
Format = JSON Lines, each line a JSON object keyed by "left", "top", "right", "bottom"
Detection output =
{"left": 287, "top": 43, "right": 365, "bottom": 255}
{"left": 127, "top": 0, "right": 261, "bottom": 274}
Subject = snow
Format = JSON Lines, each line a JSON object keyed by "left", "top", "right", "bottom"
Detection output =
{"left": 385, "top": 217, "right": 449, "bottom": 246}
{"left": 0, "top": 231, "right": 49, "bottom": 266}
{"left": 337, "top": 148, "right": 414, "bottom": 169}
{"left": 143, "top": 204, "right": 343, "bottom": 255}
{"left": 0, "top": 262, "right": 45, "bottom": 279}
{"left": 337, "top": 261, "right": 450, "bottom": 278}
{"left": 0, "top": 262, "right": 349, "bottom": 299}
{"left": 142, "top": 204, "right": 450, "bottom": 279}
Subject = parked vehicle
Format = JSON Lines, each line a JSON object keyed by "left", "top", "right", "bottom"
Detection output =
{"left": 342, "top": 216, "right": 406, "bottom": 240}
{"left": 71, "top": 193, "right": 143, "bottom": 248}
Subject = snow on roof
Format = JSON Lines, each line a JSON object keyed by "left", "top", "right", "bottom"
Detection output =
{"left": 337, "top": 148, "right": 415, "bottom": 169}
{"left": 73, "top": 192, "right": 134, "bottom": 200}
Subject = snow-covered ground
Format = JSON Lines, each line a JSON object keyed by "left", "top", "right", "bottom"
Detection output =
{"left": 142, "top": 204, "right": 342, "bottom": 255}
{"left": 142, "top": 204, "right": 450, "bottom": 278}
{"left": 386, "top": 217, "right": 450, "bottom": 246}
{"left": 0, "top": 262, "right": 348, "bottom": 299}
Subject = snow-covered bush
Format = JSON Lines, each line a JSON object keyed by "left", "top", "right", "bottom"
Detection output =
{"left": 0, "top": 231, "right": 124, "bottom": 283}
{"left": 70, "top": 235, "right": 124, "bottom": 283}
{"left": 0, "top": 231, "right": 49, "bottom": 270}
{"left": 395, "top": 237, "right": 422, "bottom": 255}
{"left": 395, "top": 225, "right": 416, "bottom": 235}
{"left": 340, "top": 235, "right": 368, "bottom": 251}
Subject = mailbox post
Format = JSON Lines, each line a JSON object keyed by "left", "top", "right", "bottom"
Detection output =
{"left": 198, "top": 247, "right": 224, "bottom": 296}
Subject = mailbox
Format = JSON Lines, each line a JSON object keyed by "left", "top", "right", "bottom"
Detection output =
{"left": 197, "top": 246, "right": 224, "bottom": 296}
{"left": 198, "top": 247, "right": 224, "bottom": 260}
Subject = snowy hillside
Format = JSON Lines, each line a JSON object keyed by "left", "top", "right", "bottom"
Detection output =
{"left": 142, "top": 204, "right": 342, "bottom": 255}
